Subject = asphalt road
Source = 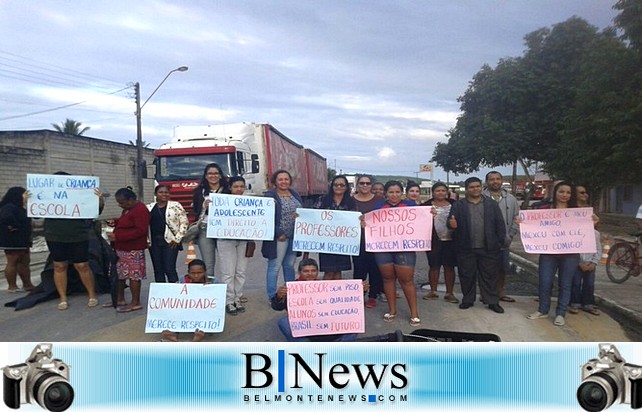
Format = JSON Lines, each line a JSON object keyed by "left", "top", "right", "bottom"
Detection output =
{"left": 0, "top": 241, "right": 632, "bottom": 342}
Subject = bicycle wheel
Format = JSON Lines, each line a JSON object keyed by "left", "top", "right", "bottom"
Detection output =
{"left": 606, "top": 243, "right": 635, "bottom": 283}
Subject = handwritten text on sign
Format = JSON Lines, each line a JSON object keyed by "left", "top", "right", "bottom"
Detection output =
{"left": 292, "top": 209, "right": 362, "bottom": 256}
{"left": 287, "top": 279, "right": 365, "bottom": 338}
{"left": 145, "top": 283, "right": 226, "bottom": 333}
{"left": 364, "top": 206, "right": 433, "bottom": 252}
{"left": 26, "top": 174, "right": 99, "bottom": 219}
{"left": 519, "top": 207, "right": 597, "bottom": 254}
{"left": 206, "top": 194, "right": 275, "bottom": 241}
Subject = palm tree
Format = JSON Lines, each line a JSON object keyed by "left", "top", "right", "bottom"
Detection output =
{"left": 52, "top": 119, "right": 90, "bottom": 136}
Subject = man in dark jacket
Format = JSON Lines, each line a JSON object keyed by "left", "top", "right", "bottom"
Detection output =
{"left": 448, "top": 177, "right": 506, "bottom": 313}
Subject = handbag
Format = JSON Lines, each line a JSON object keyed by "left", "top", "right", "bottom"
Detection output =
{"left": 182, "top": 209, "right": 206, "bottom": 243}
{"left": 245, "top": 241, "right": 256, "bottom": 258}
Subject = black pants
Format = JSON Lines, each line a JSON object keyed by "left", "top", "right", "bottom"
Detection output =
{"left": 352, "top": 249, "right": 383, "bottom": 299}
{"left": 457, "top": 248, "right": 500, "bottom": 305}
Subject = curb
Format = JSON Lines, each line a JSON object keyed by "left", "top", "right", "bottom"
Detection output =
{"left": 508, "top": 251, "right": 642, "bottom": 330}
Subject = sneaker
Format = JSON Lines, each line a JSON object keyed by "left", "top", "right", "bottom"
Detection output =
{"left": 527, "top": 311, "right": 548, "bottom": 319}
{"left": 554, "top": 315, "right": 566, "bottom": 326}
{"left": 235, "top": 303, "right": 246, "bottom": 313}
{"left": 225, "top": 303, "right": 238, "bottom": 315}
{"left": 365, "top": 298, "right": 377, "bottom": 308}
{"left": 379, "top": 294, "right": 388, "bottom": 303}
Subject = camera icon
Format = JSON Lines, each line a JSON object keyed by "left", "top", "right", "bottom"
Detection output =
{"left": 3, "top": 343, "right": 74, "bottom": 412}
{"left": 578, "top": 343, "right": 642, "bottom": 411}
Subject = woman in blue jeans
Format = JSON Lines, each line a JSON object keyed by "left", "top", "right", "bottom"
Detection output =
{"left": 527, "top": 181, "right": 580, "bottom": 326}
{"left": 192, "top": 163, "right": 229, "bottom": 280}
{"left": 261, "top": 170, "right": 302, "bottom": 300}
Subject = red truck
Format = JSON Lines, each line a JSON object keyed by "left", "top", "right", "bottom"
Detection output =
{"left": 154, "top": 122, "right": 328, "bottom": 219}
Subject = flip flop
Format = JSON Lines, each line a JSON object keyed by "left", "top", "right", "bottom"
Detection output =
{"left": 117, "top": 305, "right": 143, "bottom": 313}
{"left": 102, "top": 302, "right": 127, "bottom": 308}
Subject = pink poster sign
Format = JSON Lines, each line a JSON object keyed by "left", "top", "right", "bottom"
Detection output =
{"left": 286, "top": 279, "right": 365, "bottom": 338}
{"left": 519, "top": 207, "right": 597, "bottom": 254}
{"left": 363, "top": 206, "right": 433, "bottom": 252}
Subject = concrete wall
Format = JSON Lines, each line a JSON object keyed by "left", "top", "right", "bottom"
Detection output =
{"left": 0, "top": 130, "right": 155, "bottom": 218}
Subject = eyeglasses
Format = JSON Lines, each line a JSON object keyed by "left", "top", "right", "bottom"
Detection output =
{"left": 358, "top": 182, "right": 372, "bottom": 186}
{"left": 333, "top": 183, "right": 347, "bottom": 188}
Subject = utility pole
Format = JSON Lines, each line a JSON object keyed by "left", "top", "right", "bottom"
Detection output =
{"left": 133, "top": 66, "right": 188, "bottom": 201}
{"left": 134, "top": 82, "right": 143, "bottom": 200}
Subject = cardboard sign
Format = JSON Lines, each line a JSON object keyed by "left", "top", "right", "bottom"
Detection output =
{"left": 205, "top": 194, "right": 275, "bottom": 240}
{"left": 519, "top": 207, "right": 597, "bottom": 254}
{"left": 286, "top": 279, "right": 365, "bottom": 338}
{"left": 145, "top": 283, "right": 226, "bottom": 333}
{"left": 364, "top": 206, "right": 433, "bottom": 252}
{"left": 26, "top": 173, "right": 99, "bottom": 219}
{"left": 292, "top": 209, "right": 362, "bottom": 256}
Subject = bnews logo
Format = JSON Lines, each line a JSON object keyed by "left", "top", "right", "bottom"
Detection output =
{"left": 242, "top": 350, "right": 409, "bottom": 404}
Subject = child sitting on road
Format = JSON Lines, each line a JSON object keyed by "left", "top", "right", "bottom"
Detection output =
{"left": 160, "top": 259, "right": 208, "bottom": 342}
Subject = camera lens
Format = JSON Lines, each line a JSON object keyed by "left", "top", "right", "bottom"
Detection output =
{"left": 577, "top": 373, "right": 618, "bottom": 412}
{"left": 33, "top": 372, "right": 74, "bottom": 412}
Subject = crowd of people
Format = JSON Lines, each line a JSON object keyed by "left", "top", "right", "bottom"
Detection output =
{"left": 0, "top": 165, "right": 612, "bottom": 341}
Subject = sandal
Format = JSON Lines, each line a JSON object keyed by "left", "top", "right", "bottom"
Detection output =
{"left": 568, "top": 307, "right": 580, "bottom": 314}
{"left": 422, "top": 291, "right": 439, "bottom": 300}
{"left": 383, "top": 313, "right": 397, "bottom": 322}
{"left": 57, "top": 301, "right": 68, "bottom": 311}
{"left": 444, "top": 294, "right": 460, "bottom": 304}
{"left": 583, "top": 307, "right": 600, "bottom": 316}
{"left": 87, "top": 298, "right": 98, "bottom": 308}
{"left": 410, "top": 317, "right": 421, "bottom": 327}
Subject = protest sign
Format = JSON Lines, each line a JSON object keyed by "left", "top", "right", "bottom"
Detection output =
{"left": 292, "top": 209, "right": 362, "bottom": 256}
{"left": 364, "top": 206, "right": 432, "bottom": 252}
{"left": 205, "top": 194, "right": 275, "bottom": 240}
{"left": 145, "top": 283, "right": 226, "bottom": 333}
{"left": 286, "top": 279, "right": 365, "bottom": 337}
{"left": 26, "top": 173, "right": 100, "bottom": 219}
{"left": 519, "top": 207, "right": 597, "bottom": 254}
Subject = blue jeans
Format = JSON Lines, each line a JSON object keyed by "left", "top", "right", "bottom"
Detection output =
{"left": 197, "top": 227, "right": 217, "bottom": 279}
{"left": 277, "top": 317, "right": 357, "bottom": 342}
{"left": 571, "top": 268, "right": 596, "bottom": 309}
{"left": 149, "top": 237, "right": 179, "bottom": 283}
{"left": 538, "top": 254, "right": 579, "bottom": 316}
{"left": 266, "top": 238, "right": 297, "bottom": 299}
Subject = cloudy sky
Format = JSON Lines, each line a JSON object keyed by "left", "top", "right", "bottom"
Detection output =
{"left": 0, "top": 0, "right": 618, "bottom": 181}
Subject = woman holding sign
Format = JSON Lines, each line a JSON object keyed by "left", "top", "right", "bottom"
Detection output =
{"left": 352, "top": 175, "right": 384, "bottom": 308}
{"left": 217, "top": 176, "right": 251, "bottom": 315}
{"left": 261, "top": 170, "right": 303, "bottom": 300}
{"left": 314, "top": 175, "right": 357, "bottom": 280}
{"left": 371, "top": 180, "right": 421, "bottom": 327}
{"left": 192, "top": 163, "right": 230, "bottom": 280}
{"left": 526, "top": 181, "right": 580, "bottom": 327}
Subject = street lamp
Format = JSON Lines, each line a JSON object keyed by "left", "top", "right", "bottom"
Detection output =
{"left": 135, "top": 65, "right": 188, "bottom": 200}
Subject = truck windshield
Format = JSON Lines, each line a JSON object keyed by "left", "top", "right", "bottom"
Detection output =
{"left": 155, "top": 154, "right": 233, "bottom": 182}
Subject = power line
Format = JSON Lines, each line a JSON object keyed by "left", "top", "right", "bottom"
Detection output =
{"left": 0, "top": 85, "right": 132, "bottom": 121}
{"left": 0, "top": 49, "right": 124, "bottom": 90}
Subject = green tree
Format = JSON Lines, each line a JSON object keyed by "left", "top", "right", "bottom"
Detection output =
{"left": 327, "top": 167, "right": 337, "bottom": 182}
{"left": 51, "top": 119, "right": 90, "bottom": 136}
{"left": 432, "top": 17, "right": 603, "bottom": 188}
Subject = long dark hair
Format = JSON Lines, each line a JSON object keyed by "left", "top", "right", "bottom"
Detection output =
{"left": 319, "top": 175, "right": 355, "bottom": 209}
{"left": 552, "top": 181, "right": 577, "bottom": 208}
{"left": 0, "top": 187, "right": 25, "bottom": 208}
{"left": 193, "top": 163, "right": 230, "bottom": 215}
